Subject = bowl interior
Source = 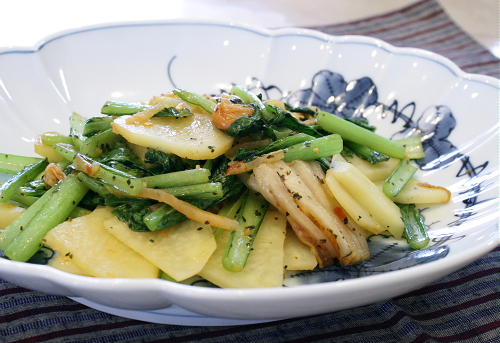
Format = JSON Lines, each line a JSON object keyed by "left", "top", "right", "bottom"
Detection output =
{"left": 0, "top": 22, "right": 498, "bottom": 288}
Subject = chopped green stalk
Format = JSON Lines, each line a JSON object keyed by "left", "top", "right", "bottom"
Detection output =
{"left": 223, "top": 191, "right": 269, "bottom": 272}
{"left": 284, "top": 134, "right": 343, "bottom": 162}
{"left": 213, "top": 194, "right": 245, "bottom": 239}
{"left": 82, "top": 116, "right": 114, "bottom": 137}
{"left": 4, "top": 175, "right": 89, "bottom": 262}
{"left": 143, "top": 199, "right": 213, "bottom": 231}
{"left": 78, "top": 129, "right": 124, "bottom": 158}
{"left": 101, "top": 100, "right": 149, "bottom": 116}
{"left": 0, "top": 159, "right": 48, "bottom": 202}
{"left": 345, "top": 118, "right": 376, "bottom": 132}
{"left": 76, "top": 172, "right": 110, "bottom": 196}
{"left": 398, "top": 204, "right": 430, "bottom": 249}
{"left": 383, "top": 160, "right": 418, "bottom": 198}
{"left": 164, "top": 182, "right": 223, "bottom": 200}
{"left": 230, "top": 86, "right": 264, "bottom": 109}
{"left": 143, "top": 204, "right": 187, "bottom": 231}
{"left": 140, "top": 168, "right": 210, "bottom": 188}
{"left": 0, "top": 154, "right": 43, "bottom": 174}
{"left": 0, "top": 186, "right": 57, "bottom": 250}
{"left": 69, "top": 112, "right": 87, "bottom": 140}
{"left": 236, "top": 133, "right": 315, "bottom": 161}
{"left": 73, "top": 154, "right": 144, "bottom": 195}
{"left": 11, "top": 193, "right": 39, "bottom": 207}
{"left": 257, "top": 133, "right": 315, "bottom": 154}
{"left": 317, "top": 111, "right": 406, "bottom": 159}
{"left": 40, "top": 133, "right": 73, "bottom": 146}
{"left": 101, "top": 101, "right": 192, "bottom": 118}
{"left": 173, "top": 89, "right": 216, "bottom": 114}
{"left": 397, "top": 137, "right": 425, "bottom": 159}
{"left": 259, "top": 133, "right": 314, "bottom": 155}
{"left": 345, "top": 141, "right": 389, "bottom": 164}
{"left": 53, "top": 143, "right": 78, "bottom": 161}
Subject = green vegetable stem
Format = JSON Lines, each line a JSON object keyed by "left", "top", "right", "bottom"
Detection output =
{"left": 383, "top": 160, "right": 417, "bottom": 198}
{"left": 101, "top": 101, "right": 149, "bottom": 116}
{"left": 0, "top": 154, "right": 44, "bottom": 174}
{"left": 317, "top": 111, "right": 406, "bottom": 159}
{"left": 0, "top": 159, "right": 48, "bottom": 202}
{"left": 223, "top": 191, "right": 269, "bottom": 272}
{"left": 398, "top": 204, "right": 430, "bottom": 250}
{"left": 173, "top": 89, "right": 217, "bottom": 114}
{"left": 284, "top": 134, "right": 343, "bottom": 162}
{"left": 141, "top": 168, "right": 210, "bottom": 188}
{"left": 3, "top": 175, "right": 89, "bottom": 262}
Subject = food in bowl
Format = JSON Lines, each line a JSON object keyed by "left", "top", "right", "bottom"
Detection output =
{"left": 0, "top": 86, "right": 451, "bottom": 288}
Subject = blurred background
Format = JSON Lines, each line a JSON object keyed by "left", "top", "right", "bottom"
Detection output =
{"left": 0, "top": 0, "right": 498, "bottom": 57}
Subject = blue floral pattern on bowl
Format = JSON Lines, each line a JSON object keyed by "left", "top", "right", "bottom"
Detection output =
{"left": 204, "top": 68, "right": 490, "bottom": 286}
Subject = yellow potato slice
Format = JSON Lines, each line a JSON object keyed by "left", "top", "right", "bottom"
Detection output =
{"left": 330, "top": 161, "right": 404, "bottom": 238}
{"left": 112, "top": 113, "right": 234, "bottom": 160}
{"left": 283, "top": 227, "right": 317, "bottom": 271}
{"left": 325, "top": 170, "right": 384, "bottom": 234}
{"left": 48, "top": 251, "right": 89, "bottom": 276}
{"left": 376, "top": 178, "right": 451, "bottom": 204}
{"left": 44, "top": 208, "right": 158, "bottom": 278}
{"left": 104, "top": 217, "right": 216, "bottom": 281}
{"left": 34, "top": 139, "right": 65, "bottom": 163}
{"left": 199, "top": 208, "right": 286, "bottom": 288}
{"left": 345, "top": 155, "right": 400, "bottom": 181}
{"left": 0, "top": 203, "right": 24, "bottom": 228}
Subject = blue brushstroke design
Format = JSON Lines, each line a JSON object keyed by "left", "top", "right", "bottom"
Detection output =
{"left": 284, "top": 236, "right": 450, "bottom": 286}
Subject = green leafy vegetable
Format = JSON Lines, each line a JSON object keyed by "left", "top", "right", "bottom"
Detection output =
{"left": 154, "top": 107, "right": 193, "bottom": 118}
{"left": 344, "top": 141, "right": 389, "bottom": 164}
{"left": 284, "top": 103, "right": 317, "bottom": 115}
{"left": 144, "top": 149, "right": 199, "bottom": 174}
{"left": 82, "top": 117, "right": 114, "bottom": 137}
{"left": 101, "top": 101, "right": 149, "bottom": 116}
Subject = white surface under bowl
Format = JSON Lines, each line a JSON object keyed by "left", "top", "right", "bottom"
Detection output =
{"left": 0, "top": 21, "right": 498, "bottom": 325}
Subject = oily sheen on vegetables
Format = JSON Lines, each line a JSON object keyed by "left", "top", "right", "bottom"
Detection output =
{"left": 0, "top": 87, "right": 451, "bottom": 288}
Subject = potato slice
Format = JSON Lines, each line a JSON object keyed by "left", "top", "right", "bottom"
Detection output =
{"left": 345, "top": 155, "right": 400, "bottom": 181}
{"left": 376, "top": 178, "right": 451, "bottom": 204}
{"left": 34, "top": 138, "right": 65, "bottom": 163}
{"left": 44, "top": 208, "right": 158, "bottom": 278}
{"left": 112, "top": 113, "right": 234, "bottom": 160}
{"left": 283, "top": 227, "right": 317, "bottom": 271}
{"left": 0, "top": 203, "right": 24, "bottom": 228}
{"left": 330, "top": 161, "right": 404, "bottom": 238}
{"left": 325, "top": 170, "right": 384, "bottom": 234}
{"left": 48, "top": 251, "right": 89, "bottom": 276}
{"left": 104, "top": 217, "right": 216, "bottom": 281}
{"left": 199, "top": 208, "right": 286, "bottom": 288}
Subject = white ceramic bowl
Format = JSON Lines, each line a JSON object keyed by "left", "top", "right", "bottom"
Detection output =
{"left": 0, "top": 21, "right": 498, "bottom": 325}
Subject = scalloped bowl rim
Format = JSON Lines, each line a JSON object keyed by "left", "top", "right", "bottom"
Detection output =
{"left": 0, "top": 20, "right": 498, "bottom": 304}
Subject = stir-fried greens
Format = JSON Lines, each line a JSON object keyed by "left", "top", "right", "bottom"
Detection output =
{"left": 0, "top": 86, "right": 451, "bottom": 288}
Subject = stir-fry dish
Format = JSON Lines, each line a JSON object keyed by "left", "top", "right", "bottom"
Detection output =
{"left": 0, "top": 87, "right": 451, "bottom": 288}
